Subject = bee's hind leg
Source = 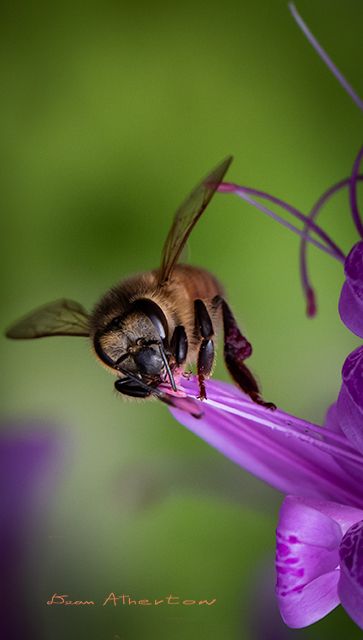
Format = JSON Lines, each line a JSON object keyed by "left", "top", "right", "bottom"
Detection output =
{"left": 194, "top": 299, "right": 215, "bottom": 400}
{"left": 217, "top": 297, "right": 276, "bottom": 410}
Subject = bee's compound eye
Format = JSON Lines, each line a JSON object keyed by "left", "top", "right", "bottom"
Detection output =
{"left": 110, "top": 316, "right": 121, "bottom": 327}
{"left": 132, "top": 299, "right": 168, "bottom": 340}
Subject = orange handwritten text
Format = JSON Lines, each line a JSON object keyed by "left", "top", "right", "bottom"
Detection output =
{"left": 102, "top": 593, "right": 216, "bottom": 606}
{"left": 47, "top": 594, "right": 94, "bottom": 605}
{"left": 47, "top": 593, "right": 216, "bottom": 606}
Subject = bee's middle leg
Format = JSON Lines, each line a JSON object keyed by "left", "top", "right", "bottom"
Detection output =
{"left": 194, "top": 299, "right": 215, "bottom": 400}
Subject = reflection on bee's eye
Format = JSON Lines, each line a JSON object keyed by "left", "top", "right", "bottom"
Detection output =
{"left": 110, "top": 316, "right": 121, "bottom": 327}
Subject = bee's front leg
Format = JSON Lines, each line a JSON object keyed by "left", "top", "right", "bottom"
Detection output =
{"left": 114, "top": 377, "right": 152, "bottom": 398}
{"left": 194, "top": 299, "right": 215, "bottom": 400}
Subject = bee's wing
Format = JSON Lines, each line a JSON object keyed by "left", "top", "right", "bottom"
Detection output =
{"left": 5, "top": 299, "right": 90, "bottom": 339}
{"left": 158, "top": 155, "right": 233, "bottom": 284}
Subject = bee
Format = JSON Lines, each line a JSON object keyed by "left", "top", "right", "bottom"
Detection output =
{"left": 6, "top": 156, "right": 275, "bottom": 417}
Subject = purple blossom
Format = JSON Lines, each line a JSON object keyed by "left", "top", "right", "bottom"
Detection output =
{"left": 0, "top": 424, "right": 65, "bottom": 638}
{"left": 339, "top": 520, "right": 363, "bottom": 629}
{"left": 170, "top": 375, "right": 363, "bottom": 628}
{"left": 276, "top": 497, "right": 363, "bottom": 628}
{"left": 170, "top": 378, "right": 363, "bottom": 508}
{"left": 168, "top": 3, "right": 363, "bottom": 631}
{"left": 339, "top": 242, "right": 363, "bottom": 339}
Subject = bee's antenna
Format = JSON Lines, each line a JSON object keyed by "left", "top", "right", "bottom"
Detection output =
{"left": 158, "top": 343, "right": 177, "bottom": 392}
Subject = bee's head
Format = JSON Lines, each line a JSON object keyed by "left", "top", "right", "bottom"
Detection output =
{"left": 92, "top": 299, "right": 170, "bottom": 379}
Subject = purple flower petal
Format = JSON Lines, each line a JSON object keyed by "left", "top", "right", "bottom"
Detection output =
{"left": 339, "top": 520, "right": 363, "bottom": 630}
{"left": 276, "top": 497, "right": 341, "bottom": 627}
{"left": 339, "top": 282, "right": 363, "bottom": 338}
{"left": 276, "top": 497, "right": 363, "bottom": 628}
{"left": 337, "top": 346, "right": 363, "bottom": 455}
{"left": 170, "top": 378, "right": 363, "bottom": 508}
{"left": 277, "top": 568, "right": 340, "bottom": 628}
{"left": 339, "top": 242, "right": 363, "bottom": 338}
{"left": 325, "top": 403, "right": 363, "bottom": 483}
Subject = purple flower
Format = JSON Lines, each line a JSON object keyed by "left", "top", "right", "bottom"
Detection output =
{"left": 170, "top": 378, "right": 363, "bottom": 508}
{"left": 170, "top": 375, "right": 363, "bottom": 629}
{"left": 274, "top": 230, "right": 363, "bottom": 630}
{"left": 275, "top": 496, "right": 363, "bottom": 628}
{"left": 0, "top": 423, "right": 65, "bottom": 638}
{"left": 338, "top": 343, "right": 363, "bottom": 458}
{"left": 337, "top": 242, "right": 363, "bottom": 455}
{"left": 168, "top": 4, "right": 363, "bottom": 631}
{"left": 339, "top": 242, "right": 363, "bottom": 339}
{"left": 339, "top": 520, "right": 363, "bottom": 630}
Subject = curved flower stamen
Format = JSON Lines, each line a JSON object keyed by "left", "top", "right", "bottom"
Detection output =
{"left": 289, "top": 3, "right": 363, "bottom": 115}
{"left": 300, "top": 176, "right": 363, "bottom": 318}
{"left": 218, "top": 182, "right": 345, "bottom": 261}
{"left": 349, "top": 144, "right": 363, "bottom": 239}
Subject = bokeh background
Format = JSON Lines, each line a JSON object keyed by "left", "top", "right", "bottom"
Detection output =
{"left": 1, "top": 0, "right": 363, "bottom": 638}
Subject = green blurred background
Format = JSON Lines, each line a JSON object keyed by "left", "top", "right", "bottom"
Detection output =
{"left": 1, "top": 0, "right": 363, "bottom": 638}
